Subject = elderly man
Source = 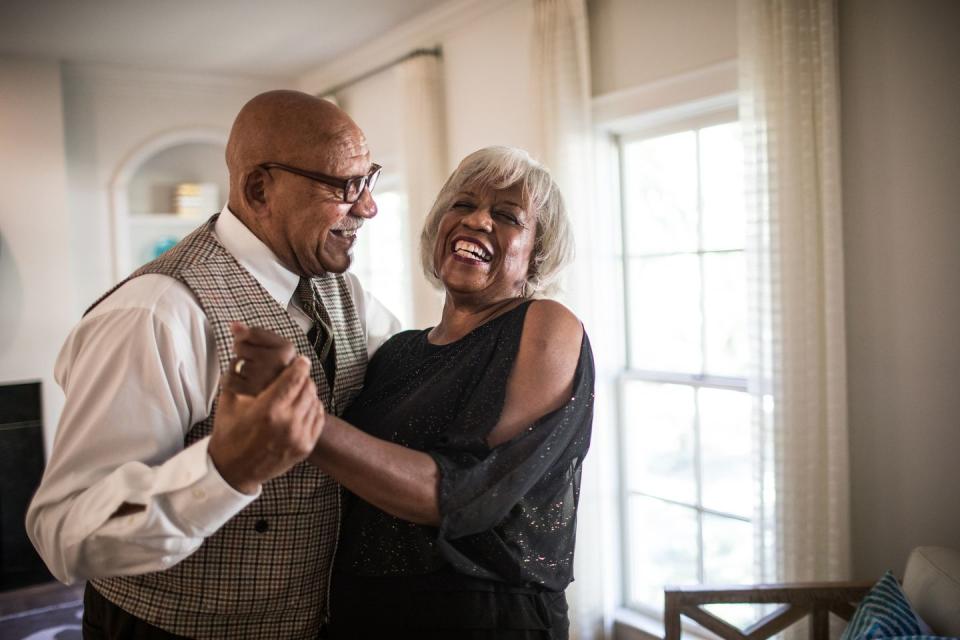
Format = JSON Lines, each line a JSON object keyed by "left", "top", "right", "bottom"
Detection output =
{"left": 26, "top": 90, "right": 399, "bottom": 639}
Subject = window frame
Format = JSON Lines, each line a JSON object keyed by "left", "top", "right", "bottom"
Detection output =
{"left": 614, "top": 107, "right": 753, "bottom": 619}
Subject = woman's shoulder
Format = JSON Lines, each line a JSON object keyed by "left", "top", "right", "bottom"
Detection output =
{"left": 484, "top": 300, "right": 589, "bottom": 447}
{"left": 520, "top": 299, "right": 584, "bottom": 350}
{"left": 513, "top": 299, "right": 586, "bottom": 391}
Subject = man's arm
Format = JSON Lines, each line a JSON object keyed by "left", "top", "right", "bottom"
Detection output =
{"left": 26, "top": 278, "right": 257, "bottom": 584}
{"left": 26, "top": 276, "right": 327, "bottom": 584}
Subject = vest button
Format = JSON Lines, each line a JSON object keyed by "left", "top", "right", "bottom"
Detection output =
{"left": 254, "top": 519, "right": 270, "bottom": 533}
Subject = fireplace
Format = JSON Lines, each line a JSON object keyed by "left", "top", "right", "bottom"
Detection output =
{"left": 0, "top": 381, "right": 51, "bottom": 590}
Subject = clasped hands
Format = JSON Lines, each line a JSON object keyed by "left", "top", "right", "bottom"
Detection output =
{"left": 208, "top": 322, "right": 325, "bottom": 495}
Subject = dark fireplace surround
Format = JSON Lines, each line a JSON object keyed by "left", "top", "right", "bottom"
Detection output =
{"left": 0, "top": 381, "right": 52, "bottom": 590}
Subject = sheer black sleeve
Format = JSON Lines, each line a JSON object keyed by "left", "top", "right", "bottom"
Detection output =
{"left": 429, "top": 335, "right": 595, "bottom": 591}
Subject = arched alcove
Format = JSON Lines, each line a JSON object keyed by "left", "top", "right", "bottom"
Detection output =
{"left": 109, "top": 128, "right": 227, "bottom": 278}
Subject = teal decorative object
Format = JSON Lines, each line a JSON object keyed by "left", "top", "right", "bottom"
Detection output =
{"left": 151, "top": 236, "right": 179, "bottom": 259}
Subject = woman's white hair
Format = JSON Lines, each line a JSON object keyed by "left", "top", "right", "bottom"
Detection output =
{"left": 419, "top": 146, "right": 575, "bottom": 298}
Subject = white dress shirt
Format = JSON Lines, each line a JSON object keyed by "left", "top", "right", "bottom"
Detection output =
{"left": 26, "top": 207, "right": 400, "bottom": 585}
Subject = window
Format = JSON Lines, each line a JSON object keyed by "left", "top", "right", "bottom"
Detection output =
{"left": 618, "top": 118, "right": 757, "bottom": 621}
{"left": 349, "top": 190, "right": 414, "bottom": 328}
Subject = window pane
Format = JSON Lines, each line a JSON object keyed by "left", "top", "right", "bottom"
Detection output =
{"left": 702, "top": 514, "right": 761, "bottom": 628}
{"left": 623, "top": 381, "right": 696, "bottom": 503}
{"left": 349, "top": 191, "right": 413, "bottom": 327}
{"left": 699, "top": 388, "right": 752, "bottom": 518}
{"left": 702, "top": 251, "right": 746, "bottom": 377}
{"left": 700, "top": 122, "right": 744, "bottom": 251}
{"left": 627, "top": 255, "right": 701, "bottom": 372}
{"left": 702, "top": 514, "right": 753, "bottom": 584}
{"left": 622, "top": 131, "right": 698, "bottom": 255}
{"left": 627, "top": 495, "right": 699, "bottom": 610}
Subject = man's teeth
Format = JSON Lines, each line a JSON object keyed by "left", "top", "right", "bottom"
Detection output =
{"left": 335, "top": 228, "right": 357, "bottom": 238}
{"left": 453, "top": 240, "right": 491, "bottom": 261}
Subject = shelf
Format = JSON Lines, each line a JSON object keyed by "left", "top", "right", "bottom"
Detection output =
{"left": 110, "top": 131, "right": 228, "bottom": 278}
{"left": 129, "top": 213, "right": 208, "bottom": 226}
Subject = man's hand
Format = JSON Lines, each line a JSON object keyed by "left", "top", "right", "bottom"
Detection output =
{"left": 209, "top": 326, "right": 325, "bottom": 495}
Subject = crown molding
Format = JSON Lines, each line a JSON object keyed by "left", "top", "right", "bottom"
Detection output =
{"left": 298, "top": 0, "right": 516, "bottom": 95}
{"left": 63, "top": 61, "right": 294, "bottom": 98}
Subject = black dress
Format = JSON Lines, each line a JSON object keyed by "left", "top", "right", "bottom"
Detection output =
{"left": 328, "top": 301, "right": 595, "bottom": 639}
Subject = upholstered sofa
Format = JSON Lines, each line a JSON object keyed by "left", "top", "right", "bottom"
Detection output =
{"left": 902, "top": 546, "right": 960, "bottom": 637}
{"left": 664, "top": 546, "right": 960, "bottom": 639}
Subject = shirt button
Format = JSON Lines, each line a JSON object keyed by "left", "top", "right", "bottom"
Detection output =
{"left": 192, "top": 488, "right": 206, "bottom": 500}
{"left": 254, "top": 519, "right": 270, "bottom": 533}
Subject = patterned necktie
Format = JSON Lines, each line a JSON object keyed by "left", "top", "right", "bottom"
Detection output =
{"left": 295, "top": 277, "right": 336, "bottom": 386}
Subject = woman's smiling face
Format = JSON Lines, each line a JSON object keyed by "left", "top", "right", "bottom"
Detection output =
{"left": 433, "top": 182, "right": 537, "bottom": 303}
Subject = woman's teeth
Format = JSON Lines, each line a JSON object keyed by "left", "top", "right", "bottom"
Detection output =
{"left": 453, "top": 239, "right": 491, "bottom": 262}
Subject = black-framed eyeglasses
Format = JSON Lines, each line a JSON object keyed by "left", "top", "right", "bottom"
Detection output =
{"left": 259, "top": 162, "right": 382, "bottom": 204}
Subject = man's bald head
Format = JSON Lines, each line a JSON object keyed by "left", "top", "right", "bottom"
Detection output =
{"left": 223, "top": 89, "right": 377, "bottom": 278}
{"left": 226, "top": 90, "right": 368, "bottom": 204}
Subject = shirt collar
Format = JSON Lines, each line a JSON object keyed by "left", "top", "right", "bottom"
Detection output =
{"left": 213, "top": 205, "right": 300, "bottom": 309}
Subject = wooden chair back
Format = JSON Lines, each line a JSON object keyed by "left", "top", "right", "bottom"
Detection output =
{"left": 664, "top": 582, "right": 873, "bottom": 640}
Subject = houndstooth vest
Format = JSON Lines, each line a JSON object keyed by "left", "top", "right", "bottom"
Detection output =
{"left": 88, "top": 215, "right": 367, "bottom": 639}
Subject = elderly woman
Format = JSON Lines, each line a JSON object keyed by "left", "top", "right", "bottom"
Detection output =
{"left": 235, "top": 146, "right": 594, "bottom": 638}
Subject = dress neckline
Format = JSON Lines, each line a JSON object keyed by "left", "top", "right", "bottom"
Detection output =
{"left": 420, "top": 299, "right": 534, "bottom": 351}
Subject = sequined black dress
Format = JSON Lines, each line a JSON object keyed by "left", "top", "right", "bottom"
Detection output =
{"left": 328, "top": 300, "right": 594, "bottom": 639}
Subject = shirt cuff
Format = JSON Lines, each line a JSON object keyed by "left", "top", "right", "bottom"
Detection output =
{"left": 163, "top": 437, "right": 261, "bottom": 537}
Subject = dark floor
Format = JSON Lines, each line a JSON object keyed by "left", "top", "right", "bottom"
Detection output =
{"left": 0, "top": 581, "right": 84, "bottom": 639}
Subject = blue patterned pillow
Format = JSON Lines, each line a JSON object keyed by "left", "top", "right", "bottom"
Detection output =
{"left": 841, "top": 571, "right": 928, "bottom": 640}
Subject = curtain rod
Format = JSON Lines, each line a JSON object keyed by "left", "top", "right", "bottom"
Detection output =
{"left": 315, "top": 47, "right": 441, "bottom": 98}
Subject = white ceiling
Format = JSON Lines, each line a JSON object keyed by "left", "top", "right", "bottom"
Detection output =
{"left": 0, "top": 0, "right": 453, "bottom": 77}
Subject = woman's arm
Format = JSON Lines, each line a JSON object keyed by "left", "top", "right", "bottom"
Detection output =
{"left": 226, "top": 325, "right": 441, "bottom": 525}
{"left": 309, "top": 416, "right": 441, "bottom": 526}
{"left": 229, "top": 300, "right": 584, "bottom": 526}
{"left": 308, "top": 300, "right": 583, "bottom": 524}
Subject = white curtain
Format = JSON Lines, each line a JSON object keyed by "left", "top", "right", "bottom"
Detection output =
{"left": 739, "top": 0, "right": 851, "bottom": 588}
{"left": 533, "top": 1, "right": 610, "bottom": 638}
{"left": 396, "top": 53, "right": 448, "bottom": 328}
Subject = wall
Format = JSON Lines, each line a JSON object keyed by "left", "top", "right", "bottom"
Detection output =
{"left": 301, "top": 0, "right": 537, "bottom": 171}
{"left": 840, "top": 0, "right": 960, "bottom": 579}
{"left": 336, "top": 71, "right": 403, "bottom": 174}
{"left": 0, "top": 57, "right": 74, "bottom": 455}
{"left": 438, "top": 0, "right": 538, "bottom": 164}
{"left": 588, "top": 0, "right": 737, "bottom": 97}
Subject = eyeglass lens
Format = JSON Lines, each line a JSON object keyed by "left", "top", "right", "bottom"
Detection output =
{"left": 345, "top": 167, "right": 381, "bottom": 203}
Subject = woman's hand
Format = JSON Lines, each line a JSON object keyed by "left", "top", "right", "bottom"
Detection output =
{"left": 222, "top": 322, "right": 297, "bottom": 396}
{"left": 210, "top": 323, "right": 325, "bottom": 495}
{"left": 211, "top": 354, "right": 325, "bottom": 495}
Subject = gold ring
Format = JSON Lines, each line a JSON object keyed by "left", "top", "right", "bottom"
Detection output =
{"left": 234, "top": 358, "right": 247, "bottom": 377}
